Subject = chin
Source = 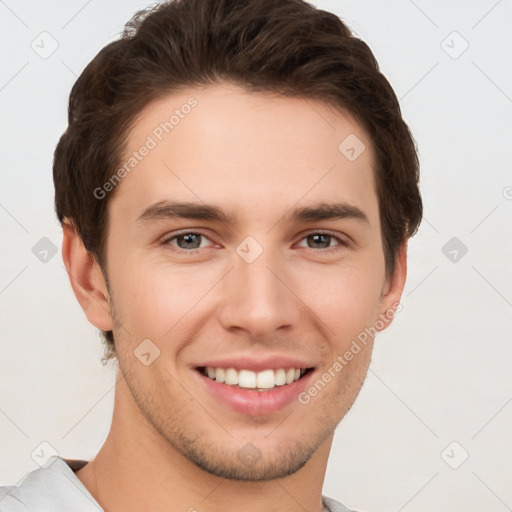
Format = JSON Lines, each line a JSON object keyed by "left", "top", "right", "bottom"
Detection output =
{"left": 182, "top": 442, "right": 315, "bottom": 481}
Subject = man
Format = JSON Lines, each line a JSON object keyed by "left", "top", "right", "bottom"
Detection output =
{"left": 0, "top": 0, "right": 422, "bottom": 510}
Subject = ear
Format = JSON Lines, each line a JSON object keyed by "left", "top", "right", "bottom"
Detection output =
{"left": 376, "top": 243, "right": 407, "bottom": 332}
{"left": 61, "top": 222, "right": 113, "bottom": 331}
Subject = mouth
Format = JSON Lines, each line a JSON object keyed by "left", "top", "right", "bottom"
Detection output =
{"left": 194, "top": 364, "right": 316, "bottom": 415}
{"left": 196, "top": 366, "right": 314, "bottom": 391}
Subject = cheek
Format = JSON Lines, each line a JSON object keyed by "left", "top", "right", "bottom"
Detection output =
{"left": 298, "top": 262, "right": 383, "bottom": 337}
{"left": 110, "top": 258, "right": 223, "bottom": 340}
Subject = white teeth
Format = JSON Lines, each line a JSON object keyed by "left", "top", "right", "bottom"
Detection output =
{"left": 256, "top": 369, "right": 275, "bottom": 389}
{"left": 225, "top": 368, "right": 238, "bottom": 385}
{"left": 274, "top": 368, "right": 286, "bottom": 386}
{"left": 215, "top": 368, "right": 225, "bottom": 383}
{"left": 203, "top": 366, "right": 307, "bottom": 389}
{"left": 238, "top": 369, "right": 256, "bottom": 388}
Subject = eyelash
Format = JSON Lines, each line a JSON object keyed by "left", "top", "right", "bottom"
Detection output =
{"left": 161, "top": 230, "right": 350, "bottom": 254}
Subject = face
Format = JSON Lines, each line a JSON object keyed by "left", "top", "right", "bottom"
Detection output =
{"left": 99, "top": 82, "right": 403, "bottom": 480}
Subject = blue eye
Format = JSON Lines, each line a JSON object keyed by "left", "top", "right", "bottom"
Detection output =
{"left": 161, "top": 231, "right": 348, "bottom": 254}
{"left": 297, "top": 232, "right": 347, "bottom": 251}
{"left": 302, "top": 233, "right": 341, "bottom": 249}
{"left": 164, "top": 232, "right": 212, "bottom": 251}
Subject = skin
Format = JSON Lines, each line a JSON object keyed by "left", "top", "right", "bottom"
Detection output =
{"left": 63, "top": 82, "right": 407, "bottom": 512}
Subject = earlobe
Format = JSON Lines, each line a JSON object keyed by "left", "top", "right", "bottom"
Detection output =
{"left": 61, "top": 222, "right": 113, "bottom": 331}
{"left": 376, "top": 244, "right": 408, "bottom": 332}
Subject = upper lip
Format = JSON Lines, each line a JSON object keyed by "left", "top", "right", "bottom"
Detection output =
{"left": 195, "top": 355, "right": 316, "bottom": 372}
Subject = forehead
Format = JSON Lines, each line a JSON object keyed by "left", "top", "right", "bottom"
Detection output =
{"left": 109, "top": 82, "right": 378, "bottom": 226}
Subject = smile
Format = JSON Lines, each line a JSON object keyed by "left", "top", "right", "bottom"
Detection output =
{"left": 197, "top": 366, "right": 313, "bottom": 391}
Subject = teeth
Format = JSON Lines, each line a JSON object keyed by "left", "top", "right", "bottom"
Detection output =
{"left": 256, "top": 369, "right": 275, "bottom": 389}
{"left": 203, "top": 366, "right": 308, "bottom": 390}
{"left": 239, "top": 369, "right": 256, "bottom": 388}
{"left": 274, "top": 368, "right": 286, "bottom": 386}
{"left": 215, "top": 368, "right": 225, "bottom": 383}
{"left": 225, "top": 368, "right": 238, "bottom": 385}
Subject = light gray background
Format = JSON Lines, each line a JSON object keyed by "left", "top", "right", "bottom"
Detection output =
{"left": 1, "top": 1, "right": 511, "bottom": 511}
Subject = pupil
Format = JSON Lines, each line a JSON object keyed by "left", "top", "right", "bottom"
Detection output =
{"left": 176, "top": 234, "right": 331, "bottom": 250}
{"left": 310, "top": 234, "right": 329, "bottom": 248}
{"left": 179, "top": 233, "right": 200, "bottom": 249}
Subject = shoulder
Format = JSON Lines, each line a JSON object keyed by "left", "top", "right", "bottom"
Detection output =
{"left": 1, "top": 461, "right": 356, "bottom": 512}
{"left": 0, "top": 486, "right": 25, "bottom": 512}
{"left": 0, "top": 456, "right": 101, "bottom": 512}
{"left": 322, "top": 494, "right": 362, "bottom": 512}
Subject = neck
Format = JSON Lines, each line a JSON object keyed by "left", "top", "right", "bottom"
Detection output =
{"left": 76, "top": 370, "right": 333, "bottom": 512}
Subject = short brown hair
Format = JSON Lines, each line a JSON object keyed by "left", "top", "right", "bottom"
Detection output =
{"left": 53, "top": 0, "right": 422, "bottom": 364}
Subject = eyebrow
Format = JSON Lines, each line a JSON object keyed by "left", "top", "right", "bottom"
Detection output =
{"left": 135, "top": 200, "right": 369, "bottom": 226}
{"left": 136, "top": 201, "right": 235, "bottom": 225}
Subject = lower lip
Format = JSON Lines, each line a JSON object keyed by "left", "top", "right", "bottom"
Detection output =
{"left": 195, "top": 369, "right": 315, "bottom": 416}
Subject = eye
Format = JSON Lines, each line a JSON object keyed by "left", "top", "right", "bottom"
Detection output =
{"left": 297, "top": 232, "right": 349, "bottom": 251}
{"left": 161, "top": 230, "right": 349, "bottom": 254}
{"left": 162, "top": 231, "right": 215, "bottom": 252}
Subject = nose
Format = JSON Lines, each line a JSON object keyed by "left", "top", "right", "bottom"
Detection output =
{"left": 216, "top": 245, "right": 301, "bottom": 339}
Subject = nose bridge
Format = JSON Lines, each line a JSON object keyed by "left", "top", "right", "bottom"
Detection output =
{"left": 217, "top": 239, "right": 300, "bottom": 337}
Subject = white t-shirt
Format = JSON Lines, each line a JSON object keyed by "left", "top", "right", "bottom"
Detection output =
{"left": 0, "top": 456, "right": 357, "bottom": 512}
